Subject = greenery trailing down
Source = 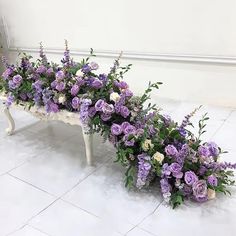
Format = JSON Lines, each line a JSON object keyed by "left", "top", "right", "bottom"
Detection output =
{"left": 0, "top": 41, "right": 235, "bottom": 208}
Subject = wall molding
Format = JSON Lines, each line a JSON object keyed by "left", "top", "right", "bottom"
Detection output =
{"left": 2, "top": 17, "right": 236, "bottom": 65}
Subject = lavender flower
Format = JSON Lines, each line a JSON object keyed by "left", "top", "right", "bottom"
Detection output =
{"left": 184, "top": 171, "right": 198, "bottom": 186}
{"left": 36, "top": 65, "right": 46, "bottom": 74}
{"left": 100, "top": 113, "right": 111, "bottom": 121}
{"left": 88, "top": 107, "right": 97, "bottom": 117}
{"left": 124, "top": 124, "right": 136, "bottom": 135}
{"left": 161, "top": 163, "right": 171, "bottom": 177}
{"left": 123, "top": 134, "right": 135, "bottom": 146}
{"left": 90, "top": 62, "right": 99, "bottom": 70}
{"left": 192, "top": 180, "right": 208, "bottom": 202}
{"left": 45, "top": 101, "right": 59, "bottom": 113}
{"left": 91, "top": 79, "right": 103, "bottom": 89}
{"left": 55, "top": 82, "right": 65, "bottom": 92}
{"left": 6, "top": 94, "right": 14, "bottom": 107}
{"left": 136, "top": 153, "right": 151, "bottom": 189}
{"left": 160, "top": 178, "right": 171, "bottom": 194}
{"left": 102, "top": 103, "right": 114, "bottom": 114}
{"left": 2, "top": 68, "right": 13, "bottom": 80}
{"left": 120, "top": 105, "right": 130, "bottom": 118}
{"left": 207, "top": 175, "right": 218, "bottom": 186}
{"left": 81, "top": 64, "right": 91, "bottom": 73}
{"left": 56, "top": 70, "right": 65, "bottom": 80}
{"left": 207, "top": 142, "right": 219, "bottom": 157}
{"left": 198, "top": 145, "right": 210, "bottom": 157}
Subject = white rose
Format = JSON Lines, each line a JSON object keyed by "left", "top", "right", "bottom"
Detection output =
{"left": 58, "top": 95, "right": 66, "bottom": 104}
{"left": 142, "top": 139, "right": 154, "bottom": 151}
{"left": 110, "top": 92, "right": 120, "bottom": 102}
{"left": 76, "top": 69, "right": 84, "bottom": 77}
{"left": 153, "top": 151, "right": 164, "bottom": 164}
{"left": 207, "top": 188, "right": 216, "bottom": 200}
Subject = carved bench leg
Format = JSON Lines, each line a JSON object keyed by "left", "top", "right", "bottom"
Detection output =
{"left": 82, "top": 127, "right": 93, "bottom": 165}
{"left": 3, "top": 107, "right": 15, "bottom": 135}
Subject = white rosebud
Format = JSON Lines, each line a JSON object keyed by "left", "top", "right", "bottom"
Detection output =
{"left": 76, "top": 69, "right": 84, "bottom": 77}
{"left": 110, "top": 92, "right": 120, "bottom": 102}
{"left": 58, "top": 94, "right": 66, "bottom": 104}
{"left": 142, "top": 139, "right": 154, "bottom": 151}
{"left": 153, "top": 151, "right": 165, "bottom": 164}
{"left": 207, "top": 188, "right": 216, "bottom": 200}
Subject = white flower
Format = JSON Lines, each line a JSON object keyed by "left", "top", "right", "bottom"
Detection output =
{"left": 142, "top": 139, "right": 154, "bottom": 151}
{"left": 110, "top": 92, "right": 120, "bottom": 102}
{"left": 153, "top": 151, "right": 164, "bottom": 164}
{"left": 58, "top": 94, "right": 66, "bottom": 104}
{"left": 207, "top": 188, "right": 216, "bottom": 200}
{"left": 76, "top": 69, "right": 83, "bottom": 77}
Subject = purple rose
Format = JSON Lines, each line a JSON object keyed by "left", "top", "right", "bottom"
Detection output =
{"left": 19, "top": 93, "right": 27, "bottom": 101}
{"left": 123, "top": 134, "right": 135, "bottom": 146}
{"left": 198, "top": 145, "right": 210, "bottom": 157}
{"left": 120, "top": 105, "right": 130, "bottom": 118}
{"left": 71, "top": 84, "right": 80, "bottom": 96}
{"left": 123, "top": 89, "right": 133, "bottom": 97}
{"left": 111, "top": 124, "right": 122, "bottom": 136}
{"left": 90, "top": 62, "right": 99, "bottom": 70}
{"left": 169, "top": 162, "right": 183, "bottom": 178}
{"left": 13, "top": 74, "right": 22, "bottom": 84}
{"left": 46, "top": 101, "right": 59, "bottom": 113}
{"left": 8, "top": 80, "right": 18, "bottom": 89}
{"left": 2, "top": 68, "right": 13, "bottom": 80}
{"left": 56, "top": 70, "right": 65, "bottom": 80}
{"left": 198, "top": 166, "right": 207, "bottom": 176}
{"left": 71, "top": 97, "right": 80, "bottom": 109}
{"left": 135, "top": 128, "right": 144, "bottom": 137}
{"left": 100, "top": 113, "right": 111, "bottom": 121}
{"left": 121, "top": 122, "right": 130, "bottom": 132}
{"left": 207, "top": 175, "right": 218, "bottom": 187}
{"left": 184, "top": 171, "right": 198, "bottom": 186}
{"left": 51, "top": 80, "right": 57, "bottom": 89}
{"left": 207, "top": 142, "right": 219, "bottom": 157}
{"left": 165, "top": 145, "right": 178, "bottom": 157}
{"left": 162, "top": 163, "right": 171, "bottom": 177}
{"left": 192, "top": 180, "right": 208, "bottom": 202}
{"left": 36, "top": 65, "right": 46, "bottom": 74}
{"left": 55, "top": 81, "right": 65, "bottom": 92}
{"left": 46, "top": 67, "right": 53, "bottom": 75}
{"left": 95, "top": 99, "right": 105, "bottom": 111}
{"left": 98, "top": 74, "right": 107, "bottom": 84}
{"left": 81, "top": 64, "right": 91, "bottom": 73}
{"left": 114, "top": 81, "right": 128, "bottom": 89}
{"left": 91, "top": 79, "right": 103, "bottom": 89}
{"left": 88, "top": 107, "right": 97, "bottom": 117}
{"left": 124, "top": 124, "right": 136, "bottom": 135}
{"left": 102, "top": 103, "right": 114, "bottom": 114}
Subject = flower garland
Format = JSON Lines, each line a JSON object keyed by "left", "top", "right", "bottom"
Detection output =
{"left": 0, "top": 42, "right": 235, "bottom": 208}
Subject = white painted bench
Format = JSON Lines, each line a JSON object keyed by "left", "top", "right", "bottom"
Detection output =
{"left": 0, "top": 95, "right": 93, "bottom": 165}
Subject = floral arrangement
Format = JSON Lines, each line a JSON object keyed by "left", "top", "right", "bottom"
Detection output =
{"left": 0, "top": 41, "right": 235, "bottom": 208}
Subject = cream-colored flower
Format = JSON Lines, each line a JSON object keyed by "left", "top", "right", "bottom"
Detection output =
{"left": 142, "top": 139, "right": 154, "bottom": 151}
{"left": 153, "top": 151, "right": 164, "bottom": 164}
{"left": 76, "top": 69, "right": 84, "bottom": 77}
{"left": 110, "top": 92, "right": 120, "bottom": 102}
{"left": 207, "top": 188, "right": 216, "bottom": 200}
{"left": 58, "top": 94, "right": 66, "bottom": 104}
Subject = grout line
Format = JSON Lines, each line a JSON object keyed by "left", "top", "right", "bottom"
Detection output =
{"left": 27, "top": 225, "right": 53, "bottom": 236}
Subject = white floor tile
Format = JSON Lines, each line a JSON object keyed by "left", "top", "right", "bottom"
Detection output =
{"left": 9, "top": 225, "right": 49, "bottom": 236}
{"left": 126, "top": 227, "right": 156, "bottom": 236}
{"left": 139, "top": 187, "right": 236, "bottom": 236}
{"left": 63, "top": 161, "right": 161, "bottom": 233}
{"left": 29, "top": 200, "right": 123, "bottom": 236}
{"left": 9, "top": 135, "right": 112, "bottom": 196}
{"left": 0, "top": 174, "right": 55, "bottom": 235}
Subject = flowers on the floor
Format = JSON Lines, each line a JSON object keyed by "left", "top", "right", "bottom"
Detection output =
{"left": 1, "top": 41, "right": 235, "bottom": 208}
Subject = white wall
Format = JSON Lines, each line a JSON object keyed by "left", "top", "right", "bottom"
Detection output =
{"left": 1, "top": 0, "right": 236, "bottom": 107}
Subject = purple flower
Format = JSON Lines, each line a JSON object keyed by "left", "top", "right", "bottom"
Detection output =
{"left": 162, "top": 163, "right": 171, "bottom": 177}
{"left": 88, "top": 107, "right": 97, "bottom": 117}
{"left": 123, "top": 134, "right": 135, "bottom": 146}
{"left": 121, "top": 122, "right": 130, "bottom": 132}
{"left": 8, "top": 80, "right": 18, "bottom": 89}
{"left": 56, "top": 70, "right": 65, "bottom": 80}
{"left": 13, "top": 74, "right": 22, "bottom": 84}
{"left": 165, "top": 145, "right": 178, "bottom": 157}
{"left": 114, "top": 81, "right": 128, "bottom": 89}
{"left": 45, "top": 101, "right": 59, "bottom": 113}
{"left": 91, "top": 79, "right": 103, "bottom": 89}
{"left": 198, "top": 145, "right": 210, "bottom": 157}
{"left": 184, "top": 171, "right": 198, "bottom": 186}
{"left": 102, "top": 103, "right": 114, "bottom": 114}
{"left": 100, "top": 113, "right": 111, "bottom": 121}
{"left": 46, "top": 68, "right": 53, "bottom": 75}
{"left": 124, "top": 124, "right": 136, "bottom": 135}
{"left": 90, "top": 62, "right": 99, "bottom": 70}
{"left": 55, "top": 81, "right": 65, "bottom": 92}
{"left": 2, "top": 68, "right": 13, "bottom": 80}
{"left": 192, "top": 180, "right": 208, "bottom": 202}
{"left": 32, "top": 80, "right": 43, "bottom": 93}
{"left": 71, "top": 84, "right": 80, "bottom": 96}
{"left": 98, "top": 74, "right": 107, "bottom": 84}
{"left": 36, "top": 65, "right": 46, "bottom": 74}
{"left": 162, "top": 114, "right": 172, "bottom": 126}
{"left": 198, "top": 166, "right": 207, "bottom": 176}
{"left": 19, "top": 93, "right": 27, "bottom": 101}
{"left": 81, "top": 64, "right": 91, "bottom": 73}
{"left": 169, "top": 162, "right": 183, "bottom": 178}
{"left": 123, "top": 89, "right": 133, "bottom": 97}
{"left": 95, "top": 99, "right": 105, "bottom": 111}
{"left": 120, "top": 106, "right": 130, "bottom": 118}
{"left": 207, "top": 175, "right": 218, "bottom": 186}
{"left": 136, "top": 153, "right": 151, "bottom": 188}
{"left": 136, "top": 128, "right": 144, "bottom": 137}
{"left": 207, "top": 142, "right": 219, "bottom": 157}
{"left": 72, "top": 97, "right": 80, "bottom": 109}
{"left": 111, "top": 124, "right": 122, "bottom": 136}
{"left": 160, "top": 178, "right": 171, "bottom": 194}
{"left": 6, "top": 94, "right": 14, "bottom": 107}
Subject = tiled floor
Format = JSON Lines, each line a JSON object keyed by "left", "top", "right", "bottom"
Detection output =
{"left": 0, "top": 98, "right": 235, "bottom": 236}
